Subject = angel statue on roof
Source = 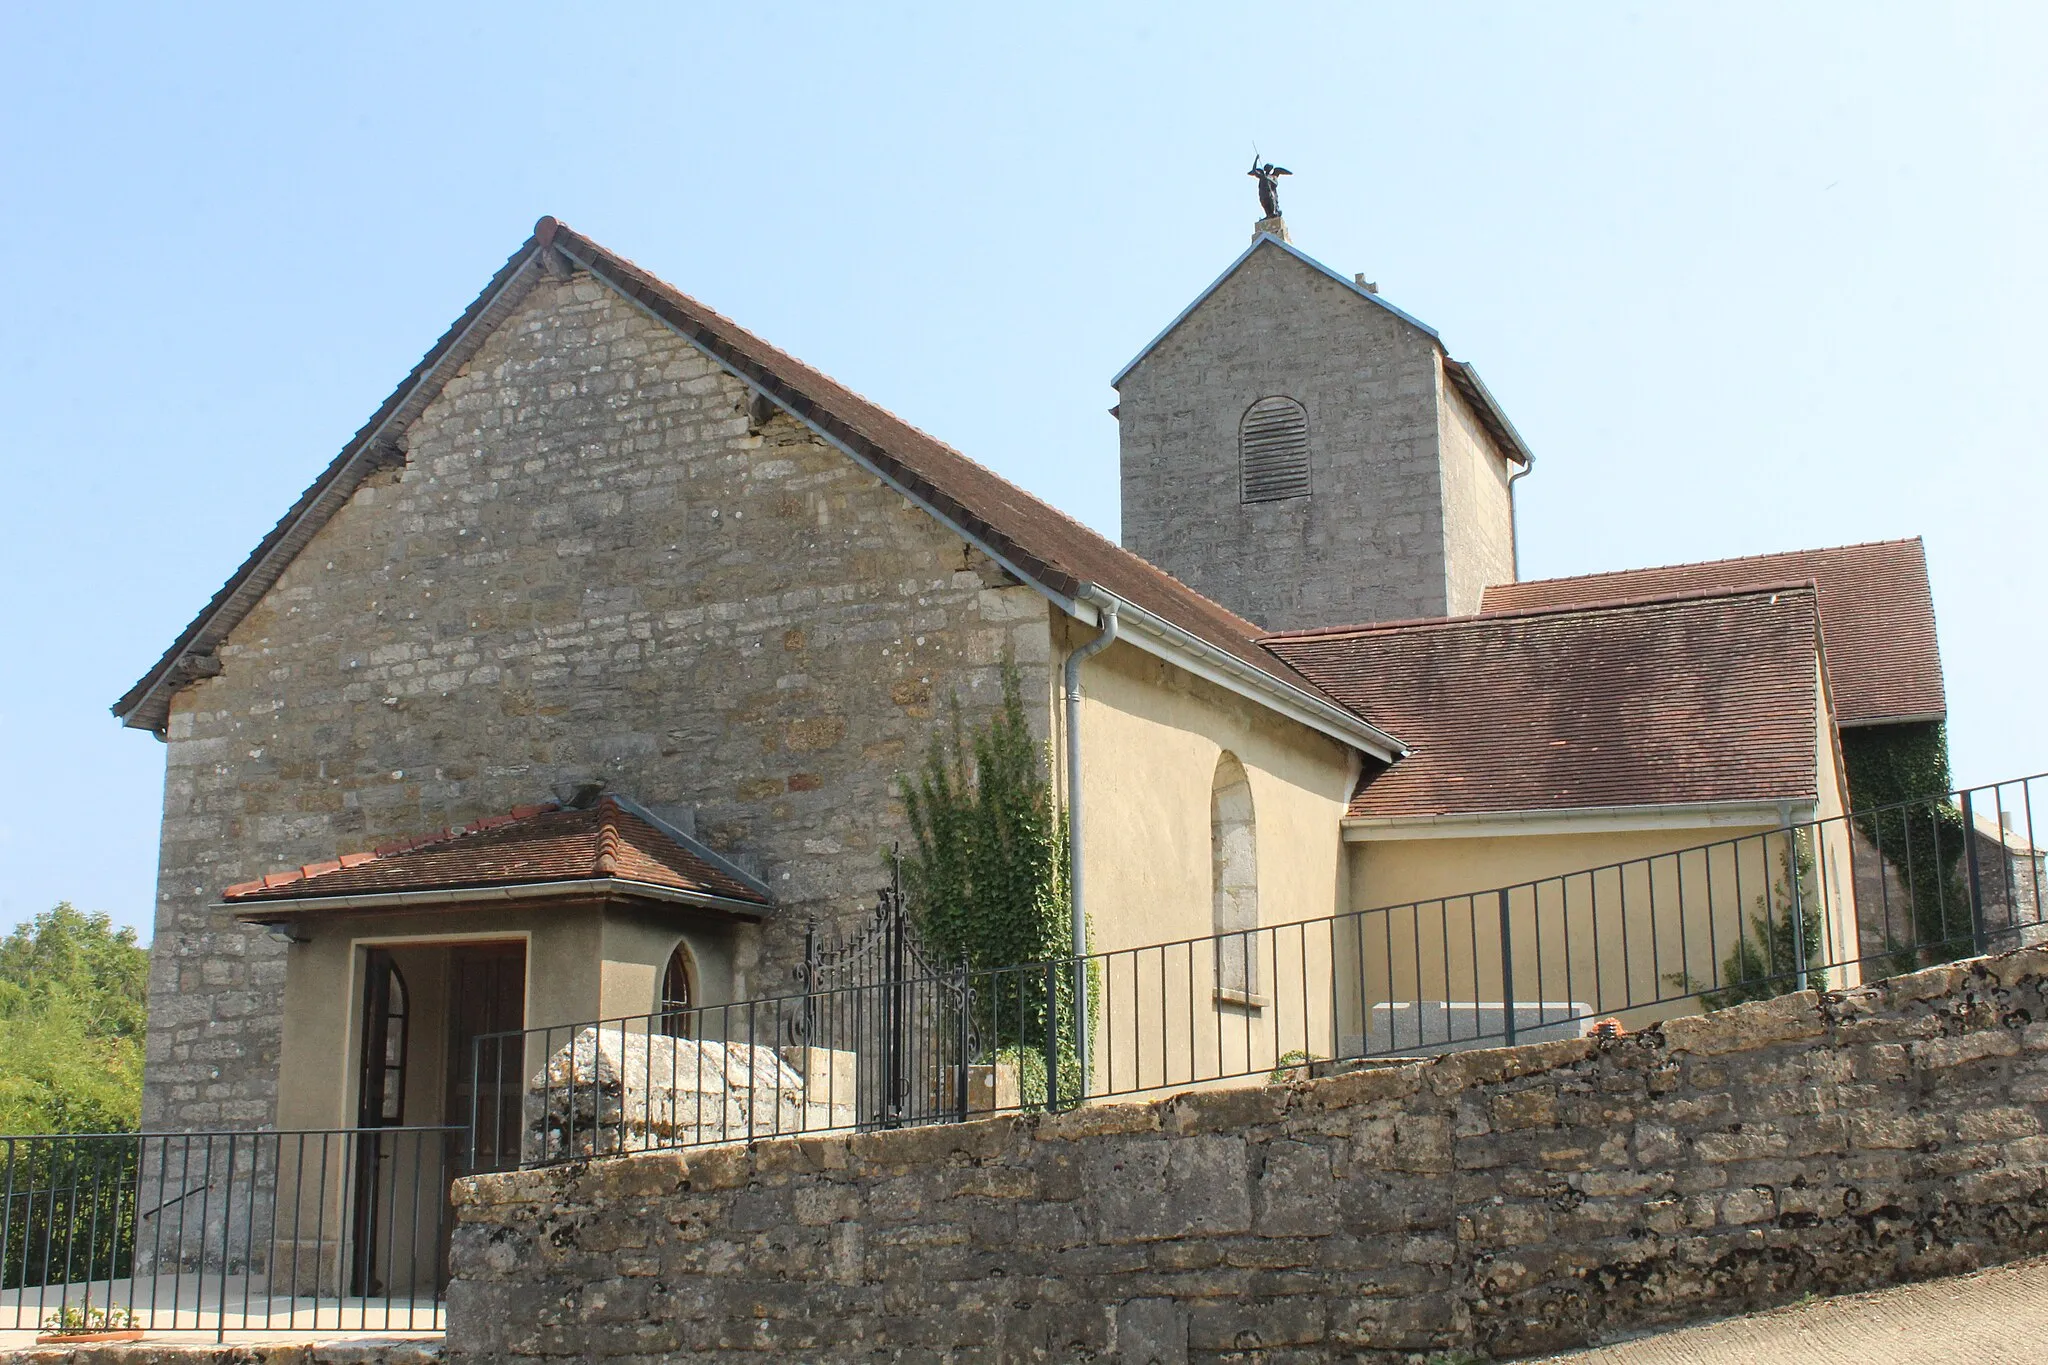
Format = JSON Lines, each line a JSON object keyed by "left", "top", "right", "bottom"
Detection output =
{"left": 1248, "top": 158, "right": 1291, "bottom": 219}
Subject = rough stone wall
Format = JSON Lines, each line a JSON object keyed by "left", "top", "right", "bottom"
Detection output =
{"left": 450, "top": 946, "right": 2048, "bottom": 1363}
{"left": 1117, "top": 242, "right": 1451, "bottom": 631}
{"left": 143, "top": 269, "right": 1052, "bottom": 1130}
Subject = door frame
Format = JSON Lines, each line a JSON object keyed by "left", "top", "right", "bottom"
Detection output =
{"left": 341, "top": 931, "right": 535, "bottom": 1134}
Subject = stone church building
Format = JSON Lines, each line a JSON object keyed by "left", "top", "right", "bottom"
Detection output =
{"left": 116, "top": 215, "right": 1945, "bottom": 1138}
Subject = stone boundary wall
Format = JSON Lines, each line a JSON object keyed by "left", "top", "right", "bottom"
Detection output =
{"left": 447, "top": 947, "right": 2048, "bottom": 1362}
{"left": 2, "top": 1343, "right": 437, "bottom": 1365}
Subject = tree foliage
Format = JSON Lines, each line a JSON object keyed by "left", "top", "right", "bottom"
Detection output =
{"left": 0, "top": 905, "right": 149, "bottom": 1134}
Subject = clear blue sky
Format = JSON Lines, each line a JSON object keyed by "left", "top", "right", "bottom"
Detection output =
{"left": 4, "top": 3, "right": 2043, "bottom": 939}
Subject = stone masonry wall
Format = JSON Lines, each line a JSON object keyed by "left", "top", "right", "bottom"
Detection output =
{"left": 1117, "top": 242, "right": 1457, "bottom": 632}
{"left": 451, "top": 946, "right": 2048, "bottom": 1362}
{"left": 144, "top": 269, "right": 1051, "bottom": 1129}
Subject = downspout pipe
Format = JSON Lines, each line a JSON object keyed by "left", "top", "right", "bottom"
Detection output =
{"left": 1064, "top": 599, "right": 1119, "bottom": 1099}
{"left": 1506, "top": 459, "right": 1533, "bottom": 580}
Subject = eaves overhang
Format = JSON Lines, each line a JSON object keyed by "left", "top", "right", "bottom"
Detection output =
{"left": 1442, "top": 359, "right": 1534, "bottom": 470}
{"left": 225, "top": 876, "right": 769, "bottom": 922}
{"left": 1078, "top": 585, "right": 1407, "bottom": 762}
{"left": 1341, "top": 799, "right": 1815, "bottom": 843}
{"left": 112, "top": 233, "right": 552, "bottom": 735}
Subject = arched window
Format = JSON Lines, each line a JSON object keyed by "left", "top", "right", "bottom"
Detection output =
{"left": 1211, "top": 753, "right": 1259, "bottom": 998}
{"left": 658, "top": 942, "right": 696, "bottom": 1039}
{"left": 1239, "top": 396, "right": 1310, "bottom": 504}
{"left": 356, "top": 950, "right": 408, "bottom": 1127}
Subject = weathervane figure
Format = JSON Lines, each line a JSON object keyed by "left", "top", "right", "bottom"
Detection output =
{"left": 1248, "top": 157, "right": 1291, "bottom": 219}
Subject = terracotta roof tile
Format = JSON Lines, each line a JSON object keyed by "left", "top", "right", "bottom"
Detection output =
{"left": 116, "top": 219, "right": 1362, "bottom": 744}
{"left": 1263, "top": 587, "right": 1827, "bottom": 819}
{"left": 1480, "top": 539, "right": 1942, "bottom": 727}
{"left": 223, "top": 797, "right": 767, "bottom": 906}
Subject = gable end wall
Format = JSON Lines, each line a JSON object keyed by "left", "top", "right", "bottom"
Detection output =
{"left": 1118, "top": 245, "right": 1450, "bottom": 631}
{"left": 144, "top": 272, "right": 1052, "bottom": 1129}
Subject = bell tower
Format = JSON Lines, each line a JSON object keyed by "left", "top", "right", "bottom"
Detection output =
{"left": 1114, "top": 231, "right": 1530, "bottom": 632}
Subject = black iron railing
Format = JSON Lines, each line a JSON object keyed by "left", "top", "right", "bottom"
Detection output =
{"left": 477, "top": 774, "right": 2045, "bottom": 1166}
{"left": 0, "top": 1127, "right": 459, "bottom": 1339}
{"left": 15, "top": 774, "right": 2039, "bottom": 1337}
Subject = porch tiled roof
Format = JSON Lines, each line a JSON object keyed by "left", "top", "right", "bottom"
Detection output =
{"left": 1263, "top": 586, "right": 1827, "bottom": 820}
{"left": 222, "top": 797, "right": 768, "bottom": 906}
{"left": 1479, "top": 538, "right": 1942, "bottom": 728}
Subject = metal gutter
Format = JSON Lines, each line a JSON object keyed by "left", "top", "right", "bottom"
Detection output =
{"left": 1080, "top": 586, "right": 1406, "bottom": 761}
{"left": 1341, "top": 800, "right": 1811, "bottom": 842}
{"left": 604, "top": 794, "right": 774, "bottom": 901}
{"left": 1837, "top": 712, "right": 1948, "bottom": 730}
{"left": 1442, "top": 360, "right": 1535, "bottom": 471}
{"left": 223, "top": 876, "right": 768, "bottom": 921}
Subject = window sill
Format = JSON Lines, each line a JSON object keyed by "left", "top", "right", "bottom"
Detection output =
{"left": 1214, "top": 987, "right": 1268, "bottom": 1011}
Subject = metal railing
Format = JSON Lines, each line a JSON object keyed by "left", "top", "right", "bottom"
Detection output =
{"left": 0, "top": 1127, "right": 459, "bottom": 1339}
{"left": 17, "top": 770, "right": 2027, "bottom": 1344}
{"left": 477, "top": 774, "right": 2045, "bottom": 1167}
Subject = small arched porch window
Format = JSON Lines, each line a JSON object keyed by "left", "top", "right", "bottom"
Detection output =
{"left": 658, "top": 942, "right": 696, "bottom": 1038}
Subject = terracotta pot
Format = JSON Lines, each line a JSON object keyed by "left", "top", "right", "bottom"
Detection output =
{"left": 35, "top": 1329, "right": 144, "bottom": 1344}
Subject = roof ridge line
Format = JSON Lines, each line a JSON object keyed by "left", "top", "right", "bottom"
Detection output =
{"left": 1261, "top": 580, "right": 1820, "bottom": 643}
{"left": 1494, "top": 537, "right": 1926, "bottom": 595}
{"left": 544, "top": 226, "right": 1288, "bottom": 639}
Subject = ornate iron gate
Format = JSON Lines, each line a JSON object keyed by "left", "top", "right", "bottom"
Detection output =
{"left": 791, "top": 861, "right": 976, "bottom": 1129}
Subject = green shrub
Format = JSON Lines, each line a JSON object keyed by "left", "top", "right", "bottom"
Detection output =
{"left": 899, "top": 664, "right": 1092, "bottom": 1104}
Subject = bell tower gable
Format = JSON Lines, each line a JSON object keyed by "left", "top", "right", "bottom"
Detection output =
{"left": 1116, "top": 235, "right": 1521, "bottom": 631}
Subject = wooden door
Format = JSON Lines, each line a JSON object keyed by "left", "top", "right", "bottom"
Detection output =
{"left": 350, "top": 949, "right": 410, "bottom": 1295}
{"left": 444, "top": 943, "right": 527, "bottom": 1172}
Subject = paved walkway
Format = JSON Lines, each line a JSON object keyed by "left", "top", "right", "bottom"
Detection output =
{"left": 1527, "top": 1254, "right": 2048, "bottom": 1364}
{"left": 0, "top": 1274, "right": 439, "bottom": 1353}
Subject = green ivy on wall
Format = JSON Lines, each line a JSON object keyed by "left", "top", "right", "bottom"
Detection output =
{"left": 898, "top": 664, "right": 1090, "bottom": 1104}
{"left": 1839, "top": 720, "right": 1972, "bottom": 968}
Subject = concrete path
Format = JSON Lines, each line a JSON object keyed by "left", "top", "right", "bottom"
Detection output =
{"left": 1527, "top": 1254, "right": 2048, "bottom": 1364}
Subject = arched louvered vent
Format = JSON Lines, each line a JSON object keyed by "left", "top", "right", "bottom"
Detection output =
{"left": 1239, "top": 396, "right": 1310, "bottom": 503}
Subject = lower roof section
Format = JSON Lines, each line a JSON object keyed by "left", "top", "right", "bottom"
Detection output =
{"left": 1480, "top": 538, "right": 1942, "bottom": 729}
{"left": 1264, "top": 585, "right": 1829, "bottom": 821}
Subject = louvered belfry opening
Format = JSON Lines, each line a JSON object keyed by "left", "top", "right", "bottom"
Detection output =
{"left": 1239, "top": 395, "right": 1311, "bottom": 503}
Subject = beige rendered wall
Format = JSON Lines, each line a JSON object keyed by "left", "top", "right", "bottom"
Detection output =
{"left": 1344, "top": 815, "right": 1860, "bottom": 1039}
{"left": 1810, "top": 668, "right": 1862, "bottom": 982}
{"left": 269, "top": 902, "right": 746, "bottom": 1134}
{"left": 1436, "top": 364, "right": 1518, "bottom": 615}
{"left": 1065, "top": 624, "right": 1356, "bottom": 1094}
